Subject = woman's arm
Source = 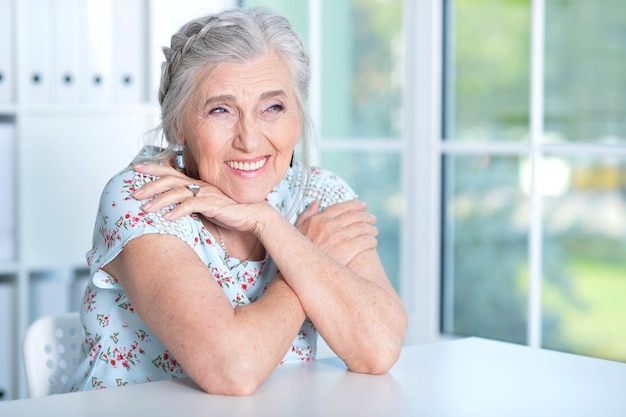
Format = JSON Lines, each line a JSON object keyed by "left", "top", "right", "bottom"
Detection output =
{"left": 258, "top": 202, "right": 408, "bottom": 374}
{"left": 104, "top": 233, "right": 305, "bottom": 396}
{"left": 132, "top": 163, "right": 407, "bottom": 376}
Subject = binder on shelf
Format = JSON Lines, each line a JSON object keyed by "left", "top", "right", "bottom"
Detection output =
{"left": 0, "top": 0, "right": 14, "bottom": 103}
{"left": 50, "top": 0, "right": 83, "bottom": 103}
{"left": 20, "top": 0, "right": 52, "bottom": 104}
{"left": 111, "top": 0, "right": 147, "bottom": 103}
{"left": 0, "top": 121, "right": 15, "bottom": 262}
{"left": 84, "top": 0, "right": 112, "bottom": 103}
{"left": 0, "top": 281, "right": 15, "bottom": 400}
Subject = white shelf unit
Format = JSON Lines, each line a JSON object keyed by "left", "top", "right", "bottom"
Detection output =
{"left": 0, "top": 0, "right": 237, "bottom": 400}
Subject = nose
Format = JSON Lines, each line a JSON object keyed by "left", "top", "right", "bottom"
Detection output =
{"left": 233, "top": 112, "right": 262, "bottom": 152}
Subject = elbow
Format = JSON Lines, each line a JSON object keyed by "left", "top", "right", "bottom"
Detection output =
{"left": 346, "top": 319, "right": 407, "bottom": 375}
{"left": 348, "top": 356, "right": 397, "bottom": 375}
{"left": 192, "top": 362, "right": 266, "bottom": 396}
{"left": 347, "top": 342, "right": 403, "bottom": 375}
{"left": 196, "top": 374, "right": 261, "bottom": 397}
{"left": 373, "top": 347, "right": 402, "bottom": 374}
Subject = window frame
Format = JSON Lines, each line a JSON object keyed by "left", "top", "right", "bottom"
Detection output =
{"left": 304, "top": 0, "right": 626, "bottom": 352}
{"left": 310, "top": 0, "right": 448, "bottom": 346}
{"left": 401, "top": 0, "right": 447, "bottom": 345}
{"left": 434, "top": 0, "right": 626, "bottom": 353}
{"left": 432, "top": 0, "right": 544, "bottom": 348}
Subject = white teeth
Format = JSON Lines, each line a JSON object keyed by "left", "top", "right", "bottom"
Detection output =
{"left": 227, "top": 158, "right": 267, "bottom": 171}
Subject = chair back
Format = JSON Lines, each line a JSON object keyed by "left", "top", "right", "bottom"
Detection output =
{"left": 22, "top": 312, "right": 83, "bottom": 397}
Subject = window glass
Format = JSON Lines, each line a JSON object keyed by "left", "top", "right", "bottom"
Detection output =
{"left": 444, "top": 0, "right": 626, "bottom": 363}
{"left": 324, "top": 0, "right": 403, "bottom": 139}
{"left": 545, "top": 0, "right": 626, "bottom": 144}
{"left": 322, "top": 151, "right": 402, "bottom": 291}
{"left": 244, "top": 0, "right": 309, "bottom": 44}
{"left": 542, "top": 156, "right": 626, "bottom": 361}
{"left": 441, "top": 155, "right": 529, "bottom": 344}
{"left": 444, "top": 0, "right": 530, "bottom": 142}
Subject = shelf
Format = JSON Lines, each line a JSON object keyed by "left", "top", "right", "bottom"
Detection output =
{"left": 0, "top": 263, "right": 17, "bottom": 276}
{"left": 17, "top": 102, "right": 159, "bottom": 116}
{"left": 0, "top": 104, "right": 16, "bottom": 115}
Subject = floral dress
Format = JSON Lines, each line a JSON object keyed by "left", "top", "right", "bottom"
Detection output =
{"left": 64, "top": 145, "right": 356, "bottom": 392}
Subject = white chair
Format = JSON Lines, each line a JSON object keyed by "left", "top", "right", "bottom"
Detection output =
{"left": 22, "top": 312, "right": 83, "bottom": 397}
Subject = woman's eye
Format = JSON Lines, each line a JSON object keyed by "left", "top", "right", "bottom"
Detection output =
{"left": 267, "top": 104, "right": 284, "bottom": 113}
{"left": 210, "top": 107, "right": 228, "bottom": 114}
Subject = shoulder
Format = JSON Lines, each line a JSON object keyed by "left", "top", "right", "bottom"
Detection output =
{"left": 98, "top": 146, "right": 163, "bottom": 207}
{"left": 97, "top": 164, "right": 194, "bottom": 240}
{"left": 304, "top": 166, "right": 357, "bottom": 209}
{"left": 88, "top": 148, "right": 197, "bottom": 269}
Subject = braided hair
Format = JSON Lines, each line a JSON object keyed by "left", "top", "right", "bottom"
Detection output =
{"left": 158, "top": 8, "right": 310, "bottom": 150}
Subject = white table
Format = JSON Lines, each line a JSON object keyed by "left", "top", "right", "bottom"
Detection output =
{"left": 2, "top": 337, "right": 625, "bottom": 416}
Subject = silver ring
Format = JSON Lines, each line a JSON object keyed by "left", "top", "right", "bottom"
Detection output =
{"left": 185, "top": 183, "right": 200, "bottom": 197}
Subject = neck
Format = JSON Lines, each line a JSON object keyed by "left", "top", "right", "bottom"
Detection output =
{"left": 209, "top": 221, "right": 264, "bottom": 262}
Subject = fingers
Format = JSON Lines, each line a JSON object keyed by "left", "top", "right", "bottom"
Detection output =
{"left": 128, "top": 164, "right": 204, "bottom": 220}
{"left": 317, "top": 199, "right": 368, "bottom": 217}
{"left": 333, "top": 220, "right": 379, "bottom": 240}
{"left": 132, "top": 163, "right": 188, "bottom": 183}
{"left": 295, "top": 201, "right": 320, "bottom": 227}
{"left": 138, "top": 182, "right": 199, "bottom": 211}
{"left": 132, "top": 164, "right": 189, "bottom": 200}
{"left": 297, "top": 199, "right": 374, "bottom": 230}
{"left": 339, "top": 234, "right": 379, "bottom": 265}
{"left": 296, "top": 199, "right": 379, "bottom": 266}
{"left": 314, "top": 201, "right": 376, "bottom": 232}
{"left": 323, "top": 220, "right": 379, "bottom": 248}
{"left": 160, "top": 198, "right": 207, "bottom": 221}
{"left": 316, "top": 222, "right": 379, "bottom": 266}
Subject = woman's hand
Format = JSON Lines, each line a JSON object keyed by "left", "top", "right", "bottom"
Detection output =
{"left": 295, "top": 200, "right": 378, "bottom": 266}
{"left": 131, "top": 162, "right": 222, "bottom": 217}
{"left": 131, "top": 163, "right": 264, "bottom": 233}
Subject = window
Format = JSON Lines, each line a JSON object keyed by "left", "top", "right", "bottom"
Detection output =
{"left": 244, "top": 0, "right": 626, "bottom": 362}
{"left": 441, "top": 0, "right": 626, "bottom": 362}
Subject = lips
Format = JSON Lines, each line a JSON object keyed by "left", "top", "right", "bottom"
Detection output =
{"left": 226, "top": 157, "right": 268, "bottom": 172}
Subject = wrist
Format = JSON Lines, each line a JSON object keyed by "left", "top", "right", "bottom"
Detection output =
{"left": 253, "top": 203, "right": 286, "bottom": 245}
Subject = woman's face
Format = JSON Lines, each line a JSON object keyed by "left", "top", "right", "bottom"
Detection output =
{"left": 181, "top": 52, "right": 301, "bottom": 204}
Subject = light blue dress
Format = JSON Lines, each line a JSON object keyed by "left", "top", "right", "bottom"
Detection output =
{"left": 65, "top": 146, "right": 356, "bottom": 391}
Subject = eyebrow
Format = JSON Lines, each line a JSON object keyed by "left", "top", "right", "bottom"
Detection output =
{"left": 203, "top": 90, "right": 287, "bottom": 107}
{"left": 260, "top": 90, "right": 287, "bottom": 100}
{"left": 204, "top": 94, "right": 235, "bottom": 107}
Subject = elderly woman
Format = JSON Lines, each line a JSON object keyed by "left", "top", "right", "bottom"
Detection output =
{"left": 66, "top": 7, "right": 407, "bottom": 396}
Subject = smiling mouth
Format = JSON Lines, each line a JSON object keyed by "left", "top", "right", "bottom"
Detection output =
{"left": 226, "top": 157, "right": 268, "bottom": 172}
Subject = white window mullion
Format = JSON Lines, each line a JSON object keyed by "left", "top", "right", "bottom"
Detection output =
{"left": 307, "top": 0, "right": 322, "bottom": 166}
{"left": 402, "top": 0, "right": 444, "bottom": 345}
{"left": 527, "top": 0, "right": 545, "bottom": 349}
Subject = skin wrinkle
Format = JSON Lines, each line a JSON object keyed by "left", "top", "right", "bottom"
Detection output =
{"left": 181, "top": 52, "right": 300, "bottom": 207}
